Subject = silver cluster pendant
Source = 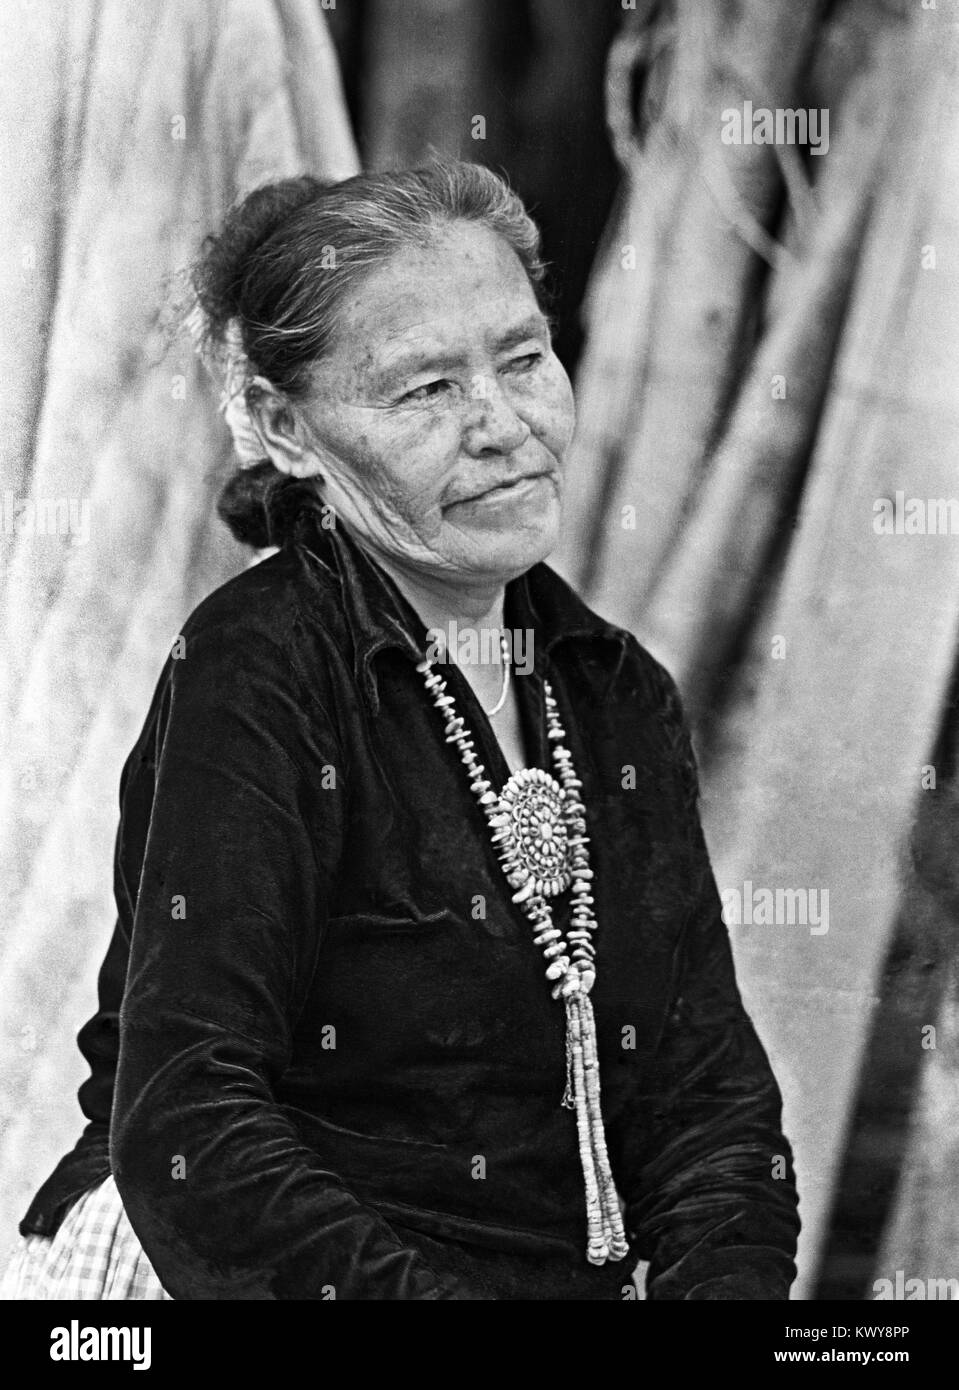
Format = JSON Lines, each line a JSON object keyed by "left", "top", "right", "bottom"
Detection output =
{"left": 417, "top": 656, "right": 629, "bottom": 1266}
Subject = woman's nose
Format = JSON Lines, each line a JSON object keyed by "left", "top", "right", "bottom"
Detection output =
{"left": 461, "top": 378, "right": 531, "bottom": 456}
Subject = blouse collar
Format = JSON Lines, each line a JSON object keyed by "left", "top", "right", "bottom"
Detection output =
{"left": 290, "top": 498, "right": 629, "bottom": 714}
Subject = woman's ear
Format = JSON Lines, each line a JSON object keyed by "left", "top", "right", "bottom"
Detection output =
{"left": 245, "top": 378, "right": 324, "bottom": 479}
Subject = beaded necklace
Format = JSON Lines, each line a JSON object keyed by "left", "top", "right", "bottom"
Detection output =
{"left": 416, "top": 653, "right": 629, "bottom": 1266}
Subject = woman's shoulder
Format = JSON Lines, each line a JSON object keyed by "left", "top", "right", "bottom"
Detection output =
{"left": 180, "top": 547, "right": 304, "bottom": 644}
{"left": 115, "top": 546, "right": 345, "bottom": 811}
{"left": 151, "top": 545, "right": 346, "bottom": 737}
{"left": 530, "top": 561, "right": 685, "bottom": 719}
{"left": 176, "top": 540, "right": 344, "bottom": 665}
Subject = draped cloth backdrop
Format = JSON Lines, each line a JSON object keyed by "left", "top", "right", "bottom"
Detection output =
{"left": 2, "top": 0, "right": 958, "bottom": 1300}
{"left": 555, "top": 0, "right": 959, "bottom": 1297}
{"left": 0, "top": 0, "right": 357, "bottom": 1258}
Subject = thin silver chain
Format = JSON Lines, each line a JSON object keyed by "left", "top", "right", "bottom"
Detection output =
{"left": 483, "top": 633, "right": 512, "bottom": 717}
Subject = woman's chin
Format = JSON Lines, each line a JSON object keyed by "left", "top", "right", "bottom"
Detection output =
{"left": 445, "top": 482, "right": 561, "bottom": 570}
{"left": 459, "top": 514, "right": 560, "bottom": 579}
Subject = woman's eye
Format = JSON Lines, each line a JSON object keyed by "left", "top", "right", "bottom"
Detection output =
{"left": 401, "top": 379, "right": 450, "bottom": 404}
{"left": 505, "top": 352, "right": 543, "bottom": 374}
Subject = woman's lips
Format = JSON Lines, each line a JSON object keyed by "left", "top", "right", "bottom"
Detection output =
{"left": 449, "top": 474, "right": 550, "bottom": 509}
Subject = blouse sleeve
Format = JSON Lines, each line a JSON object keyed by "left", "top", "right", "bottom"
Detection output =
{"left": 111, "top": 611, "right": 477, "bottom": 1299}
{"left": 608, "top": 660, "right": 801, "bottom": 1299}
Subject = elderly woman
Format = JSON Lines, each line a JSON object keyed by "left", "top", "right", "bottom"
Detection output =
{"left": 4, "top": 161, "right": 799, "bottom": 1301}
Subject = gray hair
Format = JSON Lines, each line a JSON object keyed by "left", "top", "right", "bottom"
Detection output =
{"left": 192, "top": 159, "right": 548, "bottom": 399}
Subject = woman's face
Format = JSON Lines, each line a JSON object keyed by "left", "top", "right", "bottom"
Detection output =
{"left": 292, "top": 220, "right": 575, "bottom": 586}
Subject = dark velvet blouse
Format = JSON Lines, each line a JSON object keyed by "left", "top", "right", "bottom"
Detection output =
{"left": 21, "top": 489, "right": 800, "bottom": 1299}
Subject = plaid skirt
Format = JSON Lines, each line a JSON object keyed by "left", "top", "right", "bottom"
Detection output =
{"left": 0, "top": 1174, "right": 171, "bottom": 1300}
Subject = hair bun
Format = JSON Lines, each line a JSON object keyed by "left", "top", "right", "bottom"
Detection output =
{"left": 217, "top": 464, "right": 327, "bottom": 551}
{"left": 216, "top": 461, "right": 281, "bottom": 549}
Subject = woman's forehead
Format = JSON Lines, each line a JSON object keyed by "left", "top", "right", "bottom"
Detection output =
{"left": 332, "top": 223, "right": 544, "bottom": 367}
{"left": 347, "top": 224, "right": 535, "bottom": 322}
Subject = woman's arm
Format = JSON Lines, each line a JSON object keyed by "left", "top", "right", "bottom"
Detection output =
{"left": 111, "top": 603, "right": 475, "bottom": 1299}
{"left": 609, "top": 664, "right": 801, "bottom": 1299}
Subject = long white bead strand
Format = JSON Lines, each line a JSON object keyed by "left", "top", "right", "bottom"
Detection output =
{"left": 416, "top": 657, "right": 628, "bottom": 1267}
{"left": 566, "top": 993, "right": 608, "bottom": 1262}
{"left": 578, "top": 990, "right": 630, "bottom": 1259}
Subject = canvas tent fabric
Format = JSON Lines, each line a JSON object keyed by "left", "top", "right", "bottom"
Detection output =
{"left": 556, "top": 2, "right": 959, "bottom": 1293}
{"left": 0, "top": 0, "right": 358, "bottom": 1259}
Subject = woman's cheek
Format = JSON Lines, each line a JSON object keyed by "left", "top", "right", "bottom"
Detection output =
{"left": 526, "top": 355, "right": 576, "bottom": 454}
{"left": 374, "top": 414, "right": 464, "bottom": 523}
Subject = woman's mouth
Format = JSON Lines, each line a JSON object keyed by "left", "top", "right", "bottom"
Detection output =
{"left": 450, "top": 474, "right": 551, "bottom": 509}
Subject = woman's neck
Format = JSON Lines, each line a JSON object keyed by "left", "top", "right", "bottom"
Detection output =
{"left": 358, "top": 544, "right": 513, "bottom": 712}
{"left": 358, "top": 545, "right": 507, "bottom": 645}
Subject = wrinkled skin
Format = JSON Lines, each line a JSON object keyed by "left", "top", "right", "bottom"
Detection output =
{"left": 251, "top": 221, "right": 576, "bottom": 593}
